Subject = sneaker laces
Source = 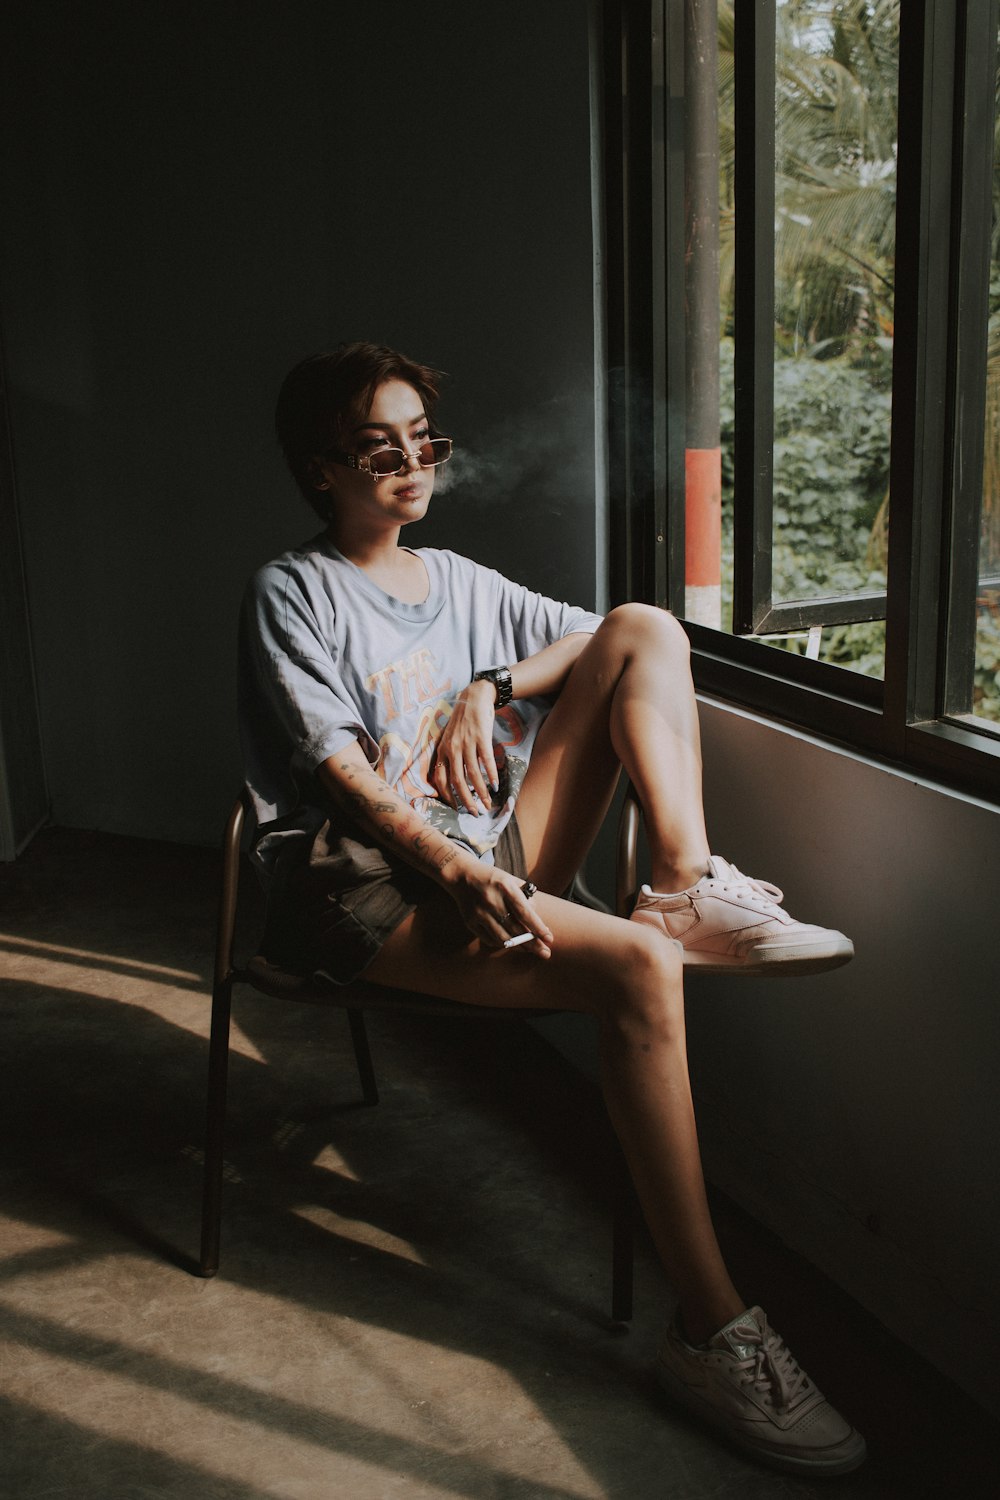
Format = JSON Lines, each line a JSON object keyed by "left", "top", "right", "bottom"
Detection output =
{"left": 729, "top": 1312, "right": 811, "bottom": 1411}
{"left": 707, "top": 860, "right": 784, "bottom": 910}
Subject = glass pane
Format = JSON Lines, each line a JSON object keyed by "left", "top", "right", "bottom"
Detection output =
{"left": 704, "top": 2, "right": 897, "bottom": 677}
{"left": 769, "top": 0, "right": 898, "bottom": 676}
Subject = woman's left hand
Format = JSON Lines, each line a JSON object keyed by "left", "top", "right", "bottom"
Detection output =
{"left": 431, "top": 679, "right": 500, "bottom": 814}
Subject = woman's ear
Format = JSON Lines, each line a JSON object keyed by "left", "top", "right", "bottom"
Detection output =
{"left": 307, "top": 458, "right": 330, "bottom": 491}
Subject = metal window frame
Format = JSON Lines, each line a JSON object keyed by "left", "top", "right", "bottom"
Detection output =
{"left": 884, "top": 0, "right": 1000, "bottom": 787}
{"left": 939, "top": 0, "right": 1000, "bottom": 722}
{"left": 730, "top": 0, "right": 777, "bottom": 639}
{"left": 601, "top": 0, "right": 1000, "bottom": 805}
{"left": 604, "top": 0, "right": 668, "bottom": 610}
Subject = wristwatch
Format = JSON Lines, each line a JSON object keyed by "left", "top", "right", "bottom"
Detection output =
{"left": 473, "top": 665, "right": 514, "bottom": 709}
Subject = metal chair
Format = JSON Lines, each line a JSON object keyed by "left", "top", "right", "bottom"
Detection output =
{"left": 200, "top": 786, "right": 645, "bottom": 1320}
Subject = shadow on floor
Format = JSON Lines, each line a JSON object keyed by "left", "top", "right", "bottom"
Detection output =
{"left": 0, "top": 827, "right": 997, "bottom": 1498}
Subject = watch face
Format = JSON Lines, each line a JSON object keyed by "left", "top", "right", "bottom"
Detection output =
{"left": 475, "top": 667, "right": 512, "bottom": 707}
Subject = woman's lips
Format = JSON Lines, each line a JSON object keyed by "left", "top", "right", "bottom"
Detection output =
{"left": 395, "top": 484, "right": 423, "bottom": 501}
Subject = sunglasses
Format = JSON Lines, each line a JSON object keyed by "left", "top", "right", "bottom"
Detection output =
{"left": 325, "top": 437, "right": 454, "bottom": 480}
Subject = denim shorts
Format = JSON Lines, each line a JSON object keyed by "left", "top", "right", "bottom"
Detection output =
{"left": 260, "top": 815, "right": 528, "bottom": 986}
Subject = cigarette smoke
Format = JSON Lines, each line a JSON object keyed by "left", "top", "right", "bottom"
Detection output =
{"left": 432, "top": 385, "right": 598, "bottom": 506}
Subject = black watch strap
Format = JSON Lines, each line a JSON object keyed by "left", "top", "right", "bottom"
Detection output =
{"left": 473, "top": 665, "right": 513, "bottom": 709}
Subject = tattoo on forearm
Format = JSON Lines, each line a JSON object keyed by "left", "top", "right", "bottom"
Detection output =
{"left": 330, "top": 760, "right": 457, "bottom": 873}
{"left": 337, "top": 774, "right": 401, "bottom": 821}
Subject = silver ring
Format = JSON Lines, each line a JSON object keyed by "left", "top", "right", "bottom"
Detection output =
{"left": 521, "top": 880, "right": 538, "bottom": 900}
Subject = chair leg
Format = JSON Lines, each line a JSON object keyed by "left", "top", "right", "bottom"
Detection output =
{"left": 199, "top": 973, "right": 234, "bottom": 1277}
{"left": 347, "top": 1008, "right": 379, "bottom": 1105}
{"left": 610, "top": 1140, "right": 635, "bottom": 1322}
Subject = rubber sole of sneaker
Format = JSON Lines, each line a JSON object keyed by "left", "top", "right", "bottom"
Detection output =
{"left": 656, "top": 1360, "right": 868, "bottom": 1476}
{"left": 681, "top": 937, "right": 855, "bottom": 977}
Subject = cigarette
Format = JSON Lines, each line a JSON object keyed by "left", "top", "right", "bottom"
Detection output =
{"left": 503, "top": 931, "right": 535, "bottom": 950}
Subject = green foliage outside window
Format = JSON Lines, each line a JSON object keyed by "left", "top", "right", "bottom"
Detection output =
{"left": 718, "top": 340, "right": 1000, "bottom": 716}
{"left": 718, "top": 339, "right": 888, "bottom": 678}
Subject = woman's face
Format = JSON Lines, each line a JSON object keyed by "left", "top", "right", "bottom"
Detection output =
{"left": 316, "top": 379, "right": 435, "bottom": 533}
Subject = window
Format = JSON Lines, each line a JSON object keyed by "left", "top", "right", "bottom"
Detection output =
{"left": 603, "top": 0, "right": 1000, "bottom": 802}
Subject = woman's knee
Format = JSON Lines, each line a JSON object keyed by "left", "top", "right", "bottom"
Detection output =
{"left": 595, "top": 923, "right": 686, "bottom": 1048}
{"left": 601, "top": 602, "right": 690, "bottom": 661}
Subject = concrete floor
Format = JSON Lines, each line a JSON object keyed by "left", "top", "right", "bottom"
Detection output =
{"left": 1, "top": 827, "right": 997, "bottom": 1499}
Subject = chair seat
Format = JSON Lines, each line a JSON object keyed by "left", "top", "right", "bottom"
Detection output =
{"left": 243, "top": 953, "right": 557, "bottom": 1020}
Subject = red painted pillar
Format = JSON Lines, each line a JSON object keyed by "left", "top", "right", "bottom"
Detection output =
{"left": 684, "top": 0, "right": 722, "bottom": 629}
{"left": 685, "top": 447, "right": 722, "bottom": 626}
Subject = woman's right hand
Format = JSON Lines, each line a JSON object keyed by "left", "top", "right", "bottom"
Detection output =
{"left": 446, "top": 862, "right": 553, "bottom": 958}
{"left": 318, "top": 742, "right": 552, "bottom": 957}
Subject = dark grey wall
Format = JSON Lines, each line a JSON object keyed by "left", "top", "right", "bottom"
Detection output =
{"left": 0, "top": 341, "right": 47, "bottom": 857}
{"left": 0, "top": 0, "right": 600, "bottom": 844}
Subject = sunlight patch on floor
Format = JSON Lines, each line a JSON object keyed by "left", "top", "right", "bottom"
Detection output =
{"left": 291, "top": 1203, "right": 428, "bottom": 1266}
{"left": 0, "top": 1213, "right": 76, "bottom": 1260}
{"left": 0, "top": 934, "right": 202, "bottom": 981}
{"left": 0, "top": 939, "right": 275, "bottom": 1060}
{"left": 0, "top": 949, "right": 200, "bottom": 1007}
{"left": 311, "top": 1142, "right": 361, "bottom": 1180}
{"left": 0, "top": 1289, "right": 602, "bottom": 1500}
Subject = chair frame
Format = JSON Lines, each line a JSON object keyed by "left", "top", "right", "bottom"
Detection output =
{"left": 200, "top": 786, "right": 644, "bottom": 1321}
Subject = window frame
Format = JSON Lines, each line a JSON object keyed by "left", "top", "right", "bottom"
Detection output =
{"left": 602, "top": 0, "right": 1000, "bottom": 805}
{"left": 731, "top": 0, "right": 889, "bottom": 639}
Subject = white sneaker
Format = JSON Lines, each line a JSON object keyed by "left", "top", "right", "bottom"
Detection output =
{"left": 631, "top": 856, "right": 854, "bottom": 976}
{"left": 657, "top": 1306, "right": 866, "bottom": 1476}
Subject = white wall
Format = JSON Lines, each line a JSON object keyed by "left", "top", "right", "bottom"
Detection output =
{"left": 543, "top": 697, "right": 1000, "bottom": 1410}
{"left": 684, "top": 700, "right": 1000, "bottom": 1415}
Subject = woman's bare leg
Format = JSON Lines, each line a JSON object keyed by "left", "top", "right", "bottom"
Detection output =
{"left": 362, "top": 607, "right": 764, "bottom": 1334}
{"left": 364, "top": 892, "right": 744, "bottom": 1343}
{"left": 515, "top": 604, "right": 711, "bottom": 897}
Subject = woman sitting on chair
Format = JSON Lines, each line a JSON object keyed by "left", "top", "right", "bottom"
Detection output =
{"left": 238, "top": 341, "right": 863, "bottom": 1477}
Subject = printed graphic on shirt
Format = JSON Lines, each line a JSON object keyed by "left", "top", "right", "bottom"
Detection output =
{"left": 372, "top": 652, "right": 532, "bottom": 853}
{"left": 365, "top": 648, "right": 452, "bottom": 724}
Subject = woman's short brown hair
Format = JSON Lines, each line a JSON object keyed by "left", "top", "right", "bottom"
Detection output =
{"left": 275, "top": 342, "right": 446, "bottom": 518}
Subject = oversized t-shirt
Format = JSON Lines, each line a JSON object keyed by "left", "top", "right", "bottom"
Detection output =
{"left": 238, "top": 536, "right": 604, "bottom": 886}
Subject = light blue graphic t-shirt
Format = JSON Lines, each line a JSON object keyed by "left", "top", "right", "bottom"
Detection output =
{"left": 238, "top": 537, "right": 603, "bottom": 885}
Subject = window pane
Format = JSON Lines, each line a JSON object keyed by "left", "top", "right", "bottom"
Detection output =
{"left": 769, "top": 0, "right": 898, "bottom": 675}
{"left": 707, "top": 2, "right": 897, "bottom": 673}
